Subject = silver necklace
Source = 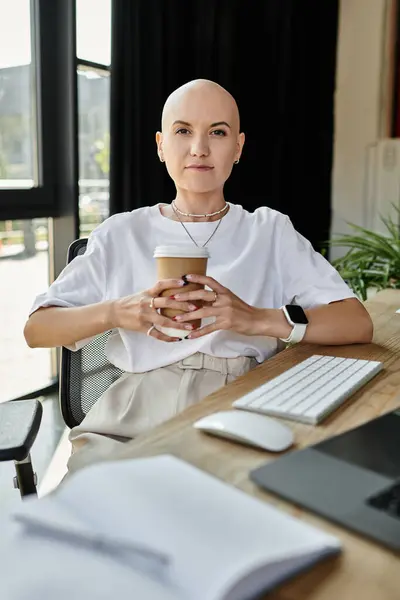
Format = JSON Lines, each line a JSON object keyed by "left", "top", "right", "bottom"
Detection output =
{"left": 171, "top": 202, "right": 225, "bottom": 247}
{"left": 172, "top": 200, "right": 228, "bottom": 218}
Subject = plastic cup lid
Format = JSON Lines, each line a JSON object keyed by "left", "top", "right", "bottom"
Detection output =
{"left": 153, "top": 245, "right": 210, "bottom": 258}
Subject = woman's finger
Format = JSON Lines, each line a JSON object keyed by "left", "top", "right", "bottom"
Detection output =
{"left": 173, "top": 307, "right": 215, "bottom": 322}
{"left": 148, "top": 278, "right": 186, "bottom": 296}
{"left": 152, "top": 313, "right": 194, "bottom": 332}
{"left": 139, "top": 296, "right": 190, "bottom": 321}
{"left": 186, "top": 322, "right": 219, "bottom": 339}
{"left": 183, "top": 274, "right": 226, "bottom": 293}
{"left": 153, "top": 297, "right": 198, "bottom": 312}
{"left": 148, "top": 327, "right": 182, "bottom": 343}
{"left": 172, "top": 289, "right": 217, "bottom": 303}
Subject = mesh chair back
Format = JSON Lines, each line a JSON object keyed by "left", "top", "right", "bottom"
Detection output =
{"left": 59, "top": 238, "right": 124, "bottom": 428}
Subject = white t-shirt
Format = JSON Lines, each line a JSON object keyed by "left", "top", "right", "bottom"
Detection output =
{"left": 29, "top": 203, "right": 356, "bottom": 372}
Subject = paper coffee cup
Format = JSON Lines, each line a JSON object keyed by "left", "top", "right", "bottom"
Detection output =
{"left": 153, "top": 245, "right": 210, "bottom": 338}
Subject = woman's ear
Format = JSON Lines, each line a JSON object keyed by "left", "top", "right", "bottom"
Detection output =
{"left": 236, "top": 132, "right": 245, "bottom": 161}
{"left": 155, "top": 131, "right": 164, "bottom": 162}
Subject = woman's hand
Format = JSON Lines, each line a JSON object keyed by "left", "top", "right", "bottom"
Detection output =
{"left": 111, "top": 278, "right": 198, "bottom": 342}
{"left": 170, "top": 274, "right": 269, "bottom": 339}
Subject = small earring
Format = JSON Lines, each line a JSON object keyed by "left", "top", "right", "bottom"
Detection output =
{"left": 234, "top": 159, "right": 240, "bottom": 165}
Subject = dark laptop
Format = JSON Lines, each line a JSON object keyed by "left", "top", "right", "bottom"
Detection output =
{"left": 250, "top": 409, "right": 400, "bottom": 551}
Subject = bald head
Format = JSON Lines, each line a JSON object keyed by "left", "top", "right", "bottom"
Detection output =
{"left": 156, "top": 79, "right": 244, "bottom": 193}
{"left": 161, "top": 79, "right": 240, "bottom": 133}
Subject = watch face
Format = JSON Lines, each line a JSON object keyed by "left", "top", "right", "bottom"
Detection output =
{"left": 285, "top": 305, "right": 309, "bottom": 325}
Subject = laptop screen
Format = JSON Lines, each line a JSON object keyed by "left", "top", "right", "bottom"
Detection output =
{"left": 315, "top": 410, "right": 400, "bottom": 479}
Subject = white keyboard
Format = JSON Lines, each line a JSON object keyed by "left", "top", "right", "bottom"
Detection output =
{"left": 233, "top": 355, "right": 383, "bottom": 425}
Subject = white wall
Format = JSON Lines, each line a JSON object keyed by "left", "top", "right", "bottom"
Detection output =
{"left": 330, "top": 0, "right": 396, "bottom": 258}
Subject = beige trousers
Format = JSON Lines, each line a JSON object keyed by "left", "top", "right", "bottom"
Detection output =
{"left": 67, "top": 352, "right": 257, "bottom": 474}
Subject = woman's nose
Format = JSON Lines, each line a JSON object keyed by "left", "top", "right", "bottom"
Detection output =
{"left": 190, "top": 136, "right": 210, "bottom": 157}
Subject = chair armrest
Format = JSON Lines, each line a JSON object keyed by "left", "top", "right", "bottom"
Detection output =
{"left": 0, "top": 400, "right": 43, "bottom": 462}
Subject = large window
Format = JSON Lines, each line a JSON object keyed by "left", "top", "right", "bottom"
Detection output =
{"left": 0, "top": 1, "right": 36, "bottom": 189}
{"left": 76, "top": 0, "right": 111, "bottom": 237}
{"left": 0, "top": 1, "right": 54, "bottom": 401}
{"left": 0, "top": 2, "right": 112, "bottom": 401}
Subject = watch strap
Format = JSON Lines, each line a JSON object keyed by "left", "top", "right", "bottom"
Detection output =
{"left": 279, "top": 323, "right": 307, "bottom": 344}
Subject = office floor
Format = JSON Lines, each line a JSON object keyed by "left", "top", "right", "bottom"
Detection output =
{"left": 0, "top": 393, "right": 66, "bottom": 513}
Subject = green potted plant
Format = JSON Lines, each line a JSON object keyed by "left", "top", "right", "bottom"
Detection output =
{"left": 328, "top": 206, "right": 400, "bottom": 301}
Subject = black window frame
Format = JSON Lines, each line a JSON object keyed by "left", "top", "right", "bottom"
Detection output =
{"left": 0, "top": 0, "right": 79, "bottom": 221}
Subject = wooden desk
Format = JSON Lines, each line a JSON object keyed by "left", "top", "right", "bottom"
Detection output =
{"left": 111, "top": 289, "right": 400, "bottom": 600}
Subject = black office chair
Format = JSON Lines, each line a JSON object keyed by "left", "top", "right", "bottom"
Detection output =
{"left": 0, "top": 238, "right": 124, "bottom": 497}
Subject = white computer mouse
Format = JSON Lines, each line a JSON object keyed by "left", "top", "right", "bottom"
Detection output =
{"left": 193, "top": 410, "right": 294, "bottom": 452}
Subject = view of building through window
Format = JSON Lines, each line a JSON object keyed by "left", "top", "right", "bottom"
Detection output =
{"left": 78, "top": 67, "right": 111, "bottom": 236}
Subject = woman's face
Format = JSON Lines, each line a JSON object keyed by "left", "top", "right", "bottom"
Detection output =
{"left": 156, "top": 84, "right": 244, "bottom": 194}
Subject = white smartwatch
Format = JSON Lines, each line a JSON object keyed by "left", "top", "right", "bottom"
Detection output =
{"left": 279, "top": 304, "right": 309, "bottom": 344}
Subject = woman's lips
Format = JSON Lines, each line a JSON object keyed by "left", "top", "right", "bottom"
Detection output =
{"left": 185, "top": 165, "right": 214, "bottom": 171}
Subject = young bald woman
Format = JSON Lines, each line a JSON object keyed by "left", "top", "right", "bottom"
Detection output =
{"left": 24, "top": 79, "right": 372, "bottom": 475}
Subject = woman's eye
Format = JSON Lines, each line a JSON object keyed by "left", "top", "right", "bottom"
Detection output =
{"left": 210, "top": 129, "right": 227, "bottom": 136}
{"left": 175, "top": 128, "right": 190, "bottom": 135}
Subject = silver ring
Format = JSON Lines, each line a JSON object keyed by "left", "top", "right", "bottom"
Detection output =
{"left": 146, "top": 325, "right": 155, "bottom": 336}
{"left": 149, "top": 297, "right": 155, "bottom": 309}
{"left": 212, "top": 291, "right": 218, "bottom": 303}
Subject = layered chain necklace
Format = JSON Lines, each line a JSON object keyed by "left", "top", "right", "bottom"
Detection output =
{"left": 171, "top": 201, "right": 229, "bottom": 248}
{"left": 172, "top": 200, "right": 228, "bottom": 219}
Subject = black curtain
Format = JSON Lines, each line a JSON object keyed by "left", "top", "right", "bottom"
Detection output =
{"left": 110, "top": 0, "right": 338, "bottom": 251}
